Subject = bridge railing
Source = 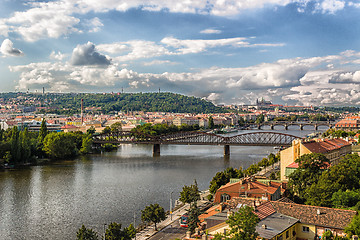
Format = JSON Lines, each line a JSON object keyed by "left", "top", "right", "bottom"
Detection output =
{"left": 93, "top": 131, "right": 301, "bottom": 146}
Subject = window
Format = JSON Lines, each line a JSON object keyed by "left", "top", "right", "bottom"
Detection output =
{"left": 221, "top": 194, "right": 230, "bottom": 202}
{"left": 302, "top": 226, "right": 309, "bottom": 232}
{"left": 286, "top": 230, "right": 289, "bottom": 238}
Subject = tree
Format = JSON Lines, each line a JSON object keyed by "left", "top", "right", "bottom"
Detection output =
{"left": 141, "top": 204, "right": 166, "bottom": 231}
{"left": 209, "top": 116, "right": 214, "bottom": 129}
{"left": 331, "top": 189, "right": 360, "bottom": 208}
{"left": 38, "top": 118, "right": 48, "bottom": 143}
{"left": 80, "top": 133, "right": 93, "bottom": 154}
{"left": 180, "top": 180, "right": 200, "bottom": 206}
{"left": 305, "top": 154, "right": 360, "bottom": 207}
{"left": 43, "top": 132, "right": 78, "bottom": 159}
{"left": 19, "top": 128, "right": 32, "bottom": 164}
{"left": 209, "top": 168, "right": 243, "bottom": 195}
{"left": 123, "top": 224, "right": 136, "bottom": 239}
{"left": 238, "top": 117, "right": 245, "bottom": 126}
{"left": 104, "top": 222, "right": 135, "bottom": 240}
{"left": 255, "top": 114, "right": 264, "bottom": 124}
{"left": 187, "top": 203, "right": 203, "bottom": 233}
{"left": 288, "top": 153, "right": 329, "bottom": 202}
{"left": 345, "top": 215, "right": 360, "bottom": 237}
{"left": 322, "top": 230, "right": 334, "bottom": 240}
{"left": 102, "top": 126, "right": 111, "bottom": 134}
{"left": 87, "top": 126, "right": 96, "bottom": 135}
{"left": 110, "top": 122, "right": 122, "bottom": 133}
{"left": 219, "top": 206, "right": 259, "bottom": 240}
{"left": 76, "top": 225, "right": 99, "bottom": 240}
{"left": 243, "top": 164, "right": 261, "bottom": 176}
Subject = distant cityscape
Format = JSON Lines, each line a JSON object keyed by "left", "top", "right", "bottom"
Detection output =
{"left": 0, "top": 92, "right": 358, "bottom": 134}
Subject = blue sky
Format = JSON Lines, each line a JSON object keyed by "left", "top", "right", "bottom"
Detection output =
{"left": 1, "top": 0, "right": 360, "bottom": 106}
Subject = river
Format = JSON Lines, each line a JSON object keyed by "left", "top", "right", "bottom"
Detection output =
{"left": 0, "top": 127, "right": 327, "bottom": 239}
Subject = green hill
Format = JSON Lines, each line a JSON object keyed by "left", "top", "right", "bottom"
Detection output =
{"left": 1, "top": 92, "right": 228, "bottom": 114}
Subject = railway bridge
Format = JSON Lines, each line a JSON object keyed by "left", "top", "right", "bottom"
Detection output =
{"left": 93, "top": 131, "right": 301, "bottom": 156}
{"left": 256, "top": 121, "right": 334, "bottom": 130}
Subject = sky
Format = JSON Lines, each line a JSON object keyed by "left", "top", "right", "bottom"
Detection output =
{"left": 1, "top": 0, "right": 360, "bottom": 106}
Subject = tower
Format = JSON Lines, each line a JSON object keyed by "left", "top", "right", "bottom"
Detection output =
{"left": 81, "top": 99, "right": 84, "bottom": 125}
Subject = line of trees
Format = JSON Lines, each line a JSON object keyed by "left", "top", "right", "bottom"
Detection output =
{"left": 130, "top": 123, "right": 200, "bottom": 138}
{"left": 76, "top": 222, "right": 136, "bottom": 240}
{"left": 4, "top": 92, "right": 228, "bottom": 114}
{"left": 0, "top": 119, "right": 95, "bottom": 167}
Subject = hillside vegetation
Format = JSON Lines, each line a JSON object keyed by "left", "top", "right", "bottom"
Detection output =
{"left": 0, "top": 92, "right": 228, "bottom": 114}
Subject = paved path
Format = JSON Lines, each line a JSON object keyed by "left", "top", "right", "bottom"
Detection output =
{"left": 135, "top": 190, "right": 210, "bottom": 240}
{"left": 135, "top": 203, "right": 189, "bottom": 240}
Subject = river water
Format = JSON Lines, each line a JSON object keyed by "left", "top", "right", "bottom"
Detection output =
{"left": 0, "top": 127, "right": 327, "bottom": 239}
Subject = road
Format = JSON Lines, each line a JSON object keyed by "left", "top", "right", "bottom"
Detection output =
{"left": 148, "top": 220, "right": 187, "bottom": 240}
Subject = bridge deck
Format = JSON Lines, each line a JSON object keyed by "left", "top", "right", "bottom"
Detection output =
{"left": 93, "top": 131, "right": 300, "bottom": 146}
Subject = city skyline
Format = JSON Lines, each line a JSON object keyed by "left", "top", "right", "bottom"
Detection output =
{"left": 1, "top": 0, "right": 360, "bottom": 106}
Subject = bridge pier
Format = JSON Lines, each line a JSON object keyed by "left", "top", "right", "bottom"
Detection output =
{"left": 284, "top": 125, "right": 288, "bottom": 130}
{"left": 153, "top": 144, "right": 160, "bottom": 157}
{"left": 270, "top": 125, "right": 274, "bottom": 130}
{"left": 315, "top": 125, "right": 318, "bottom": 131}
{"left": 224, "top": 145, "right": 230, "bottom": 156}
{"left": 300, "top": 124, "right": 303, "bottom": 130}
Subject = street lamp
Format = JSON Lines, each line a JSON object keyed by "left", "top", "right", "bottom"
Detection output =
{"left": 170, "top": 191, "right": 173, "bottom": 221}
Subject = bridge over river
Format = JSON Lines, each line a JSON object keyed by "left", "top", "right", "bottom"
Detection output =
{"left": 255, "top": 121, "right": 334, "bottom": 130}
{"left": 93, "top": 131, "right": 301, "bottom": 156}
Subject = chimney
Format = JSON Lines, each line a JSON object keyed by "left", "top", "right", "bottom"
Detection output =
{"left": 262, "top": 224, "right": 267, "bottom": 229}
{"left": 81, "top": 99, "right": 84, "bottom": 125}
{"left": 317, "top": 209, "right": 321, "bottom": 215}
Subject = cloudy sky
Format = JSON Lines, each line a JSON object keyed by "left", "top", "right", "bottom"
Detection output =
{"left": 1, "top": 0, "right": 360, "bottom": 106}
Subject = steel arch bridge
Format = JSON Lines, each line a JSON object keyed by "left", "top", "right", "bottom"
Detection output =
{"left": 93, "top": 131, "right": 300, "bottom": 146}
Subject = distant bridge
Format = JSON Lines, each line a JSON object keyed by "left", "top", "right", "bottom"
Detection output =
{"left": 255, "top": 121, "right": 334, "bottom": 130}
{"left": 93, "top": 131, "right": 301, "bottom": 156}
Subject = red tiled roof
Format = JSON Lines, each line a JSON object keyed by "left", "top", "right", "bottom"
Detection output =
{"left": 270, "top": 201, "right": 356, "bottom": 229}
{"left": 287, "top": 162, "right": 299, "bottom": 168}
{"left": 254, "top": 201, "right": 276, "bottom": 220}
{"left": 61, "top": 125, "right": 78, "bottom": 129}
{"left": 303, "top": 138, "right": 350, "bottom": 154}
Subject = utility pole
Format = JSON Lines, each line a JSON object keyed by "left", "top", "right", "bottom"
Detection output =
{"left": 134, "top": 212, "right": 136, "bottom": 240}
{"left": 170, "top": 191, "right": 173, "bottom": 221}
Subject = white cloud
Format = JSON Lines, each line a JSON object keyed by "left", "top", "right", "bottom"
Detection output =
{"left": 200, "top": 28, "right": 222, "bottom": 34}
{"left": 0, "top": 0, "right": 352, "bottom": 41}
{"left": 204, "top": 93, "right": 221, "bottom": 103}
{"left": 49, "top": 51, "right": 67, "bottom": 61}
{"left": 143, "top": 60, "right": 178, "bottom": 66}
{"left": 0, "top": 39, "right": 24, "bottom": 57}
{"left": 85, "top": 17, "right": 104, "bottom": 33}
{"left": 315, "top": 0, "right": 345, "bottom": 14}
{"left": 6, "top": 1, "right": 80, "bottom": 42}
{"left": 349, "top": 2, "right": 360, "bottom": 8}
{"left": 160, "top": 37, "right": 249, "bottom": 54}
{"left": 9, "top": 49, "right": 360, "bottom": 106}
{"left": 70, "top": 42, "right": 111, "bottom": 66}
{"left": 98, "top": 37, "right": 284, "bottom": 63}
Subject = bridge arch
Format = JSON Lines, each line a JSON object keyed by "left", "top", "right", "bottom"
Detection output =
{"left": 93, "top": 131, "right": 301, "bottom": 156}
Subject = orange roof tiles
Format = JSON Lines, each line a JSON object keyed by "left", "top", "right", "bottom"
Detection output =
{"left": 303, "top": 138, "right": 350, "bottom": 154}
